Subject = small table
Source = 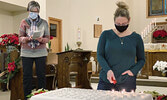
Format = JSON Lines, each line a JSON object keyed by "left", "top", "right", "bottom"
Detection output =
{"left": 30, "top": 88, "right": 153, "bottom": 100}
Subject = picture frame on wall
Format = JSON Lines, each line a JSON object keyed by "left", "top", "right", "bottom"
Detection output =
{"left": 94, "top": 24, "right": 102, "bottom": 38}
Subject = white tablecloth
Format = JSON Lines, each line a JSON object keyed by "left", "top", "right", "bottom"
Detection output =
{"left": 30, "top": 88, "right": 153, "bottom": 100}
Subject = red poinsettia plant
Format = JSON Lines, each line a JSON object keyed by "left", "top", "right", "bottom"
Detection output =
{"left": 0, "top": 33, "right": 19, "bottom": 46}
{"left": 0, "top": 33, "right": 20, "bottom": 84}
{"left": 26, "top": 88, "right": 48, "bottom": 98}
{"left": 157, "top": 95, "right": 167, "bottom": 100}
{"left": 7, "top": 61, "right": 16, "bottom": 72}
{"left": 153, "top": 30, "right": 167, "bottom": 39}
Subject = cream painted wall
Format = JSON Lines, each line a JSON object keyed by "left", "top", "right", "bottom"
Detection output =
{"left": 0, "top": 9, "right": 13, "bottom": 35}
{"left": 36, "top": 0, "right": 47, "bottom": 20}
{"left": 0, "top": 0, "right": 28, "bottom": 35}
{"left": 46, "top": 0, "right": 71, "bottom": 51}
{"left": 13, "top": 12, "right": 28, "bottom": 33}
{"left": 0, "top": 0, "right": 30, "bottom": 7}
{"left": 127, "top": 0, "right": 167, "bottom": 34}
{"left": 0, "top": 0, "right": 47, "bottom": 36}
{"left": 46, "top": 0, "right": 118, "bottom": 51}
{"left": 69, "top": 0, "right": 119, "bottom": 51}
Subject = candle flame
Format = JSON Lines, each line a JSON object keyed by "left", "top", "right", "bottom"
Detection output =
{"left": 121, "top": 89, "right": 125, "bottom": 93}
{"left": 131, "top": 90, "right": 134, "bottom": 93}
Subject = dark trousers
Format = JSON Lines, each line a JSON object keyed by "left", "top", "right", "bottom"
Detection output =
{"left": 97, "top": 76, "right": 136, "bottom": 92}
{"left": 22, "top": 56, "right": 46, "bottom": 100}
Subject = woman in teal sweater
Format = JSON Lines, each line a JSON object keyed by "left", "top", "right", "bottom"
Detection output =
{"left": 97, "top": 1, "right": 145, "bottom": 92}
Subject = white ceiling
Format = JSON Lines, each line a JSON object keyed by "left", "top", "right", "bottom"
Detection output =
{"left": 0, "top": 1, "right": 26, "bottom": 12}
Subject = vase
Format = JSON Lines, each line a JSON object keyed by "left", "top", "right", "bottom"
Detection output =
{"left": 6, "top": 46, "right": 16, "bottom": 53}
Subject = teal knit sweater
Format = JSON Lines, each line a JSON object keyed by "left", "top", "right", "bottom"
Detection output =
{"left": 97, "top": 29, "right": 145, "bottom": 84}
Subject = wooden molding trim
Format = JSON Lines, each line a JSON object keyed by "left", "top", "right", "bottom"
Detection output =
{"left": 48, "top": 17, "right": 62, "bottom": 52}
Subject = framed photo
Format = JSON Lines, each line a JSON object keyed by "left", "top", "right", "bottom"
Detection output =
{"left": 147, "top": 0, "right": 167, "bottom": 17}
{"left": 150, "top": 0, "right": 163, "bottom": 15}
{"left": 94, "top": 24, "right": 102, "bottom": 38}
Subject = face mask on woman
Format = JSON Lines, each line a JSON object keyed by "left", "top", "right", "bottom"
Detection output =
{"left": 115, "top": 24, "right": 129, "bottom": 33}
{"left": 29, "top": 12, "right": 38, "bottom": 20}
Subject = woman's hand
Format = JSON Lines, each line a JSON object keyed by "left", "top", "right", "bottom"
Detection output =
{"left": 122, "top": 70, "right": 134, "bottom": 76}
{"left": 107, "top": 70, "right": 116, "bottom": 84}
{"left": 35, "top": 37, "right": 43, "bottom": 42}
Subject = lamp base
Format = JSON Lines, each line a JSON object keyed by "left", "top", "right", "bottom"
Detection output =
{"left": 76, "top": 41, "right": 83, "bottom": 50}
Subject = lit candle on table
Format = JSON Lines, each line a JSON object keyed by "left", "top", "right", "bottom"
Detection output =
{"left": 131, "top": 90, "right": 136, "bottom": 97}
{"left": 121, "top": 89, "right": 125, "bottom": 94}
{"left": 111, "top": 89, "right": 115, "bottom": 93}
{"left": 131, "top": 90, "right": 134, "bottom": 93}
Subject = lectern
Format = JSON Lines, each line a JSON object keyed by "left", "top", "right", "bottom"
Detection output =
{"left": 57, "top": 50, "right": 92, "bottom": 89}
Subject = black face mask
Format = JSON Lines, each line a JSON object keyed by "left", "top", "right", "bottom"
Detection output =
{"left": 115, "top": 24, "right": 129, "bottom": 33}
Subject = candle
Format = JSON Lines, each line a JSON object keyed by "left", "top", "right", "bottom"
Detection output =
{"left": 121, "top": 89, "right": 125, "bottom": 94}
{"left": 150, "top": 22, "right": 152, "bottom": 32}
{"left": 145, "top": 28, "right": 148, "bottom": 36}
{"left": 143, "top": 30, "right": 145, "bottom": 38}
{"left": 148, "top": 25, "right": 150, "bottom": 33}
{"left": 141, "top": 32, "right": 143, "bottom": 39}
{"left": 111, "top": 89, "right": 115, "bottom": 92}
{"left": 155, "top": 18, "right": 157, "bottom": 26}
{"left": 151, "top": 20, "right": 154, "bottom": 29}
{"left": 131, "top": 90, "right": 134, "bottom": 93}
{"left": 77, "top": 28, "right": 81, "bottom": 41}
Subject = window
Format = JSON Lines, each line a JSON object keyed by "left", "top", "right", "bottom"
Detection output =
{"left": 148, "top": 0, "right": 167, "bottom": 17}
{"left": 50, "top": 23, "right": 57, "bottom": 37}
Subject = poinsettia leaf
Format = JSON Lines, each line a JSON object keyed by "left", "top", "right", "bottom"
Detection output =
{"left": 26, "top": 94, "right": 34, "bottom": 98}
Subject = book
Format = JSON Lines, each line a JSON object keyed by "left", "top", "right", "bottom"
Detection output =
{"left": 32, "top": 27, "right": 45, "bottom": 39}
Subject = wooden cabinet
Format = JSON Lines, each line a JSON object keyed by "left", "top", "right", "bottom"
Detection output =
{"left": 142, "top": 50, "right": 167, "bottom": 76}
{"left": 57, "top": 50, "right": 92, "bottom": 89}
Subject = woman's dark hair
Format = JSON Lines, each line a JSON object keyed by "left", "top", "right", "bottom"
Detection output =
{"left": 27, "top": 1, "right": 40, "bottom": 11}
{"left": 114, "top": 1, "right": 130, "bottom": 21}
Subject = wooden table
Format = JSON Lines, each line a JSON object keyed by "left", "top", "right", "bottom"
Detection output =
{"left": 57, "top": 50, "right": 92, "bottom": 89}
